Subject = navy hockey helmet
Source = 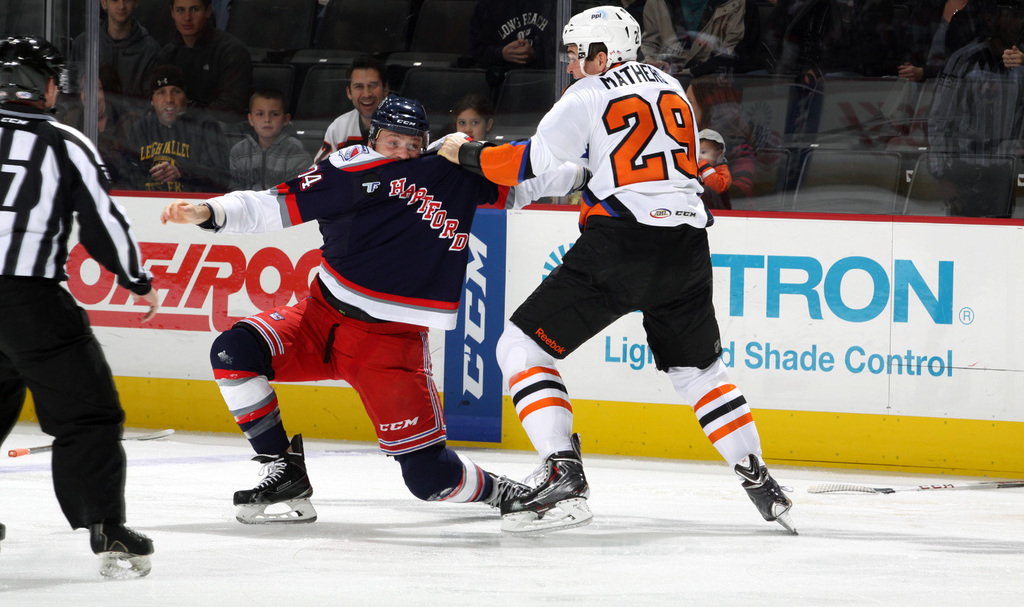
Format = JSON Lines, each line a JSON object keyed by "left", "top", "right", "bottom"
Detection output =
{"left": 0, "top": 36, "right": 65, "bottom": 105}
{"left": 369, "top": 94, "right": 430, "bottom": 149}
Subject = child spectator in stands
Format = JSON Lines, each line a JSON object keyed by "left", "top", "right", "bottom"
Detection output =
{"left": 125, "top": 64, "right": 229, "bottom": 192}
{"left": 230, "top": 89, "right": 312, "bottom": 190}
{"left": 450, "top": 93, "right": 494, "bottom": 141}
{"left": 313, "top": 56, "right": 389, "bottom": 163}
{"left": 697, "top": 129, "right": 732, "bottom": 209}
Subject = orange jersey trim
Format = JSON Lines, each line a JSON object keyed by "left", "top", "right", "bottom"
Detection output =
{"left": 480, "top": 142, "right": 530, "bottom": 186}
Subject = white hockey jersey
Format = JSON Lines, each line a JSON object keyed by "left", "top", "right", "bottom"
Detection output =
{"left": 478, "top": 61, "right": 709, "bottom": 230}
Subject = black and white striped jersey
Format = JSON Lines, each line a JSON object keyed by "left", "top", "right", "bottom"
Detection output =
{"left": 0, "top": 103, "right": 151, "bottom": 295}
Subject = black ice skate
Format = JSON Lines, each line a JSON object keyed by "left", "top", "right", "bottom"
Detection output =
{"left": 735, "top": 454, "right": 797, "bottom": 534}
{"left": 89, "top": 520, "right": 154, "bottom": 579}
{"left": 500, "top": 433, "right": 593, "bottom": 533}
{"left": 233, "top": 434, "right": 317, "bottom": 524}
{"left": 483, "top": 473, "right": 531, "bottom": 509}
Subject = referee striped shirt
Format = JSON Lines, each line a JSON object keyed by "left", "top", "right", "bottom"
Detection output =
{"left": 0, "top": 103, "right": 151, "bottom": 295}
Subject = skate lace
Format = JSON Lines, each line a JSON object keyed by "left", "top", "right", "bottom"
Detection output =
{"left": 522, "top": 462, "right": 549, "bottom": 487}
{"left": 256, "top": 458, "right": 288, "bottom": 489}
{"left": 489, "top": 476, "right": 530, "bottom": 507}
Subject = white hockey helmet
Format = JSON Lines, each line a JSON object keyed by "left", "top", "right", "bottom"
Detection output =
{"left": 562, "top": 6, "right": 641, "bottom": 65}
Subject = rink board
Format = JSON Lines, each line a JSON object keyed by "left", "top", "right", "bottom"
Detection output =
{"left": 16, "top": 194, "right": 1024, "bottom": 476}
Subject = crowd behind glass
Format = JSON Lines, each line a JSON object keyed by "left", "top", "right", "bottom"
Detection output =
{"left": 26, "top": 0, "right": 1024, "bottom": 218}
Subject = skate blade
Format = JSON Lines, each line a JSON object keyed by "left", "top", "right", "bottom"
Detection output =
{"left": 235, "top": 499, "right": 318, "bottom": 524}
{"left": 501, "top": 498, "right": 593, "bottom": 534}
{"left": 773, "top": 510, "right": 798, "bottom": 535}
{"left": 98, "top": 553, "right": 152, "bottom": 579}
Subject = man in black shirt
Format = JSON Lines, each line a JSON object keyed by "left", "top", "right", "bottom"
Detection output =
{"left": 0, "top": 36, "right": 158, "bottom": 578}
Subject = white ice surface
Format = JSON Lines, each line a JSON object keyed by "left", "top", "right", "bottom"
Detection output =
{"left": 1, "top": 423, "right": 1022, "bottom": 606}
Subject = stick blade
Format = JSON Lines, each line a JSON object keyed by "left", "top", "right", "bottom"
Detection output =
{"left": 808, "top": 483, "right": 887, "bottom": 494}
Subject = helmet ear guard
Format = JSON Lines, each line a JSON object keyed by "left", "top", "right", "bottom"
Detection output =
{"left": 562, "top": 6, "right": 641, "bottom": 66}
{"left": 0, "top": 36, "right": 66, "bottom": 104}
{"left": 369, "top": 94, "right": 431, "bottom": 150}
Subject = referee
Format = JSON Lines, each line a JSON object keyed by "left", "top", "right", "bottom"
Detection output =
{"left": 0, "top": 36, "right": 157, "bottom": 578}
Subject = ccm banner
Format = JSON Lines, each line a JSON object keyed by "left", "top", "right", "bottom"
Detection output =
{"left": 442, "top": 208, "right": 507, "bottom": 443}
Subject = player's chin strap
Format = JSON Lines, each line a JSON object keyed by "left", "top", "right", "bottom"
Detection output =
{"left": 457, "top": 140, "right": 497, "bottom": 178}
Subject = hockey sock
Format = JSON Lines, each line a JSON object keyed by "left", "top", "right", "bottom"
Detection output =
{"left": 669, "top": 360, "right": 762, "bottom": 467}
{"left": 496, "top": 323, "right": 573, "bottom": 459}
{"left": 395, "top": 444, "right": 493, "bottom": 503}
{"left": 211, "top": 327, "right": 289, "bottom": 455}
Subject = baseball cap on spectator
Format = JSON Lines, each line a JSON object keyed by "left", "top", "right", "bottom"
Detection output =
{"left": 698, "top": 128, "right": 726, "bottom": 161}
{"left": 150, "top": 65, "right": 187, "bottom": 95}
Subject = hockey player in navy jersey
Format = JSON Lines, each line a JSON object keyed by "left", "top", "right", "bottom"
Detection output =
{"left": 441, "top": 6, "right": 796, "bottom": 534}
{"left": 160, "top": 95, "right": 586, "bottom": 525}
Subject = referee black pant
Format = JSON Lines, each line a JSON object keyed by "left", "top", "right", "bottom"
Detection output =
{"left": 0, "top": 277, "right": 127, "bottom": 529}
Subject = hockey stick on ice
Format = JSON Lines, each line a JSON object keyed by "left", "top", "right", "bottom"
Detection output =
{"left": 7, "top": 428, "right": 175, "bottom": 458}
{"left": 808, "top": 480, "right": 1024, "bottom": 494}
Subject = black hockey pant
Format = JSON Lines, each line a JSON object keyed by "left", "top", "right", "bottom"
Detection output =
{"left": 0, "top": 278, "right": 127, "bottom": 529}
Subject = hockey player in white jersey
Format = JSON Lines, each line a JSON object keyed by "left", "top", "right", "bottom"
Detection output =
{"left": 440, "top": 6, "right": 796, "bottom": 534}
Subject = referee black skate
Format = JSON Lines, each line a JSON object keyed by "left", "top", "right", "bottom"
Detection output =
{"left": 0, "top": 36, "right": 159, "bottom": 578}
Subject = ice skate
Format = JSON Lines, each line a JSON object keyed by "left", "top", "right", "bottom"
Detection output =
{"left": 483, "top": 473, "right": 531, "bottom": 509}
{"left": 233, "top": 434, "right": 317, "bottom": 524}
{"left": 500, "top": 433, "right": 593, "bottom": 534}
{"left": 734, "top": 454, "right": 797, "bottom": 534}
{"left": 89, "top": 520, "right": 154, "bottom": 579}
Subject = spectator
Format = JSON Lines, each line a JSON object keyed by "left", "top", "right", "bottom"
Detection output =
{"left": 470, "top": 0, "right": 557, "bottom": 82}
{"left": 156, "top": 0, "right": 253, "bottom": 122}
{"left": 312, "top": 56, "right": 389, "bottom": 164}
{"left": 897, "top": 0, "right": 969, "bottom": 82}
{"left": 124, "top": 64, "right": 229, "bottom": 192}
{"left": 63, "top": 65, "right": 140, "bottom": 188}
{"left": 927, "top": 0, "right": 1024, "bottom": 217}
{"left": 449, "top": 93, "right": 494, "bottom": 141}
{"left": 697, "top": 128, "right": 733, "bottom": 209}
{"left": 69, "top": 0, "right": 161, "bottom": 101}
{"left": 230, "top": 89, "right": 312, "bottom": 190}
{"left": 642, "top": 0, "right": 767, "bottom": 78}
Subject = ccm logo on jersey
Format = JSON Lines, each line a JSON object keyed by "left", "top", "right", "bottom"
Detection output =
{"left": 651, "top": 208, "right": 697, "bottom": 219}
{"left": 388, "top": 178, "right": 470, "bottom": 251}
{"left": 380, "top": 417, "right": 419, "bottom": 432}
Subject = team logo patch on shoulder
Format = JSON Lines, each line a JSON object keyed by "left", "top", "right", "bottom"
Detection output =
{"left": 650, "top": 208, "right": 672, "bottom": 219}
{"left": 340, "top": 146, "right": 364, "bottom": 162}
{"left": 269, "top": 312, "right": 285, "bottom": 321}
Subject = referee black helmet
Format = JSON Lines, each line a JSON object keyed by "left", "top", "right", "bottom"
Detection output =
{"left": 0, "top": 36, "right": 65, "bottom": 105}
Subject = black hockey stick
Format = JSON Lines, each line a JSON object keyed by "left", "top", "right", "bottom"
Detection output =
{"left": 808, "top": 480, "right": 1024, "bottom": 494}
{"left": 8, "top": 429, "right": 175, "bottom": 457}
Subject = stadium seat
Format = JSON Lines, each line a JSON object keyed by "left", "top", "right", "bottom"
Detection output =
{"left": 389, "top": 0, "right": 477, "bottom": 68}
{"left": 227, "top": 0, "right": 316, "bottom": 57}
{"left": 314, "top": 0, "right": 412, "bottom": 54}
{"left": 792, "top": 149, "right": 902, "bottom": 214}
{"left": 494, "top": 69, "right": 557, "bottom": 128}
{"left": 904, "top": 154, "right": 1016, "bottom": 217}
{"left": 252, "top": 63, "right": 297, "bottom": 111}
{"left": 293, "top": 64, "right": 350, "bottom": 123}
{"left": 398, "top": 67, "right": 491, "bottom": 134}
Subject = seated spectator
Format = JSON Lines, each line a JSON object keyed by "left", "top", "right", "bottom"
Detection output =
{"left": 470, "top": 0, "right": 556, "bottom": 82}
{"left": 313, "top": 56, "right": 389, "bottom": 163}
{"left": 124, "top": 65, "right": 230, "bottom": 192}
{"left": 897, "top": 0, "right": 969, "bottom": 82}
{"left": 156, "top": 0, "right": 253, "bottom": 123}
{"left": 449, "top": 93, "right": 494, "bottom": 141}
{"left": 230, "top": 89, "right": 312, "bottom": 190}
{"left": 69, "top": 0, "right": 161, "bottom": 102}
{"left": 927, "top": 0, "right": 1024, "bottom": 217}
{"left": 697, "top": 128, "right": 732, "bottom": 209}
{"left": 63, "top": 65, "right": 140, "bottom": 188}
{"left": 641, "top": 0, "right": 768, "bottom": 78}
